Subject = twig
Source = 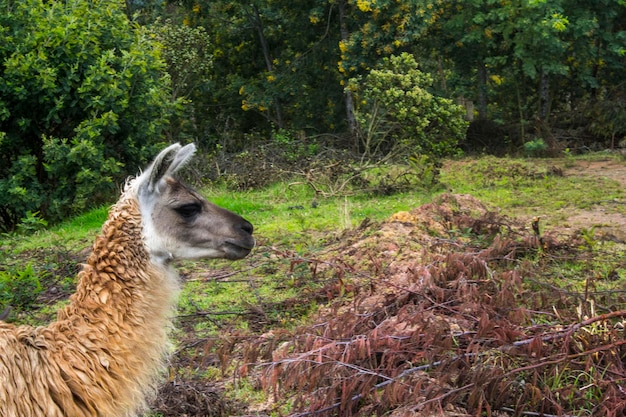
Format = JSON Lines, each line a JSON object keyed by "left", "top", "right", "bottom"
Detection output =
{"left": 499, "top": 407, "right": 576, "bottom": 417}
{"left": 504, "top": 338, "right": 626, "bottom": 378}
{"left": 187, "top": 261, "right": 267, "bottom": 282}
{"left": 511, "top": 309, "right": 626, "bottom": 347}
{"left": 409, "top": 383, "right": 475, "bottom": 410}
{"left": 176, "top": 310, "right": 245, "bottom": 319}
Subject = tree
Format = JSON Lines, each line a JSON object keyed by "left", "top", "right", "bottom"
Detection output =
{"left": 0, "top": 0, "right": 178, "bottom": 231}
{"left": 422, "top": 0, "right": 626, "bottom": 148}
{"left": 349, "top": 53, "right": 467, "bottom": 159}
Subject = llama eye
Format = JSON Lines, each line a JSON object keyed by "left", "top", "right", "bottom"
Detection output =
{"left": 175, "top": 203, "right": 201, "bottom": 219}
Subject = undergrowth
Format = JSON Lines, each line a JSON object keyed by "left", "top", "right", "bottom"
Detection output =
{"left": 236, "top": 194, "right": 626, "bottom": 416}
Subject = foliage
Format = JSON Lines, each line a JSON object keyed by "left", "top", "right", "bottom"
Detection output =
{"left": 523, "top": 137, "right": 548, "bottom": 156}
{"left": 153, "top": 0, "right": 347, "bottom": 148}
{"left": 0, "top": 264, "right": 42, "bottom": 314}
{"left": 151, "top": 19, "right": 214, "bottom": 142}
{"left": 349, "top": 53, "right": 468, "bottom": 158}
{"left": 337, "top": 0, "right": 440, "bottom": 78}
{"left": 586, "top": 84, "right": 626, "bottom": 149}
{"left": 145, "top": 0, "right": 626, "bottom": 153}
{"left": 0, "top": 0, "right": 178, "bottom": 231}
{"left": 17, "top": 211, "right": 48, "bottom": 235}
{"left": 152, "top": 21, "right": 213, "bottom": 101}
{"left": 434, "top": 0, "right": 626, "bottom": 146}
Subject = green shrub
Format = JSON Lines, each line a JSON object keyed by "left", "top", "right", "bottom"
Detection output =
{"left": 0, "top": 0, "right": 179, "bottom": 231}
{"left": 17, "top": 211, "right": 48, "bottom": 235}
{"left": 348, "top": 52, "right": 468, "bottom": 159}
{"left": 0, "top": 264, "right": 42, "bottom": 314}
{"left": 523, "top": 138, "right": 548, "bottom": 157}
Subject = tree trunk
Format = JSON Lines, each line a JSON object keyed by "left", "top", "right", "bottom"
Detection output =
{"left": 124, "top": 0, "right": 133, "bottom": 19}
{"left": 338, "top": 0, "right": 358, "bottom": 148}
{"left": 539, "top": 68, "right": 550, "bottom": 120}
{"left": 251, "top": 4, "right": 284, "bottom": 128}
{"left": 437, "top": 56, "right": 447, "bottom": 93}
{"left": 477, "top": 59, "right": 488, "bottom": 120}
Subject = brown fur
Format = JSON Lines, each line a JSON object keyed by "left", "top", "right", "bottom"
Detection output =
{"left": 0, "top": 188, "right": 178, "bottom": 417}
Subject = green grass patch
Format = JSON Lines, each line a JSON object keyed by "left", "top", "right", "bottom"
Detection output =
{"left": 441, "top": 156, "right": 624, "bottom": 218}
{"left": 204, "top": 181, "right": 430, "bottom": 247}
{"left": 1, "top": 205, "right": 108, "bottom": 253}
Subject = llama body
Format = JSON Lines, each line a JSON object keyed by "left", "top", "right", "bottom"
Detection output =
{"left": 0, "top": 144, "right": 254, "bottom": 417}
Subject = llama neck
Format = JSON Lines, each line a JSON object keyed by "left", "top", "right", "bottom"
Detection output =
{"left": 50, "top": 194, "right": 179, "bottom": 416}
{"left": 73, "top": 195, "right": 174, "bottom": 312}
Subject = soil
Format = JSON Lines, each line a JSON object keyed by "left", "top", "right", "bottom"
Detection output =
{"left": 558, "top": 159, "right": 626, "bottom": 240}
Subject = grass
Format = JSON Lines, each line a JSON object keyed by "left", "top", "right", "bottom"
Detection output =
{"left": 1, "top": 205, "right": 108, "bottom": 254}
{"left": 442, "top": 156, "right": 623, "bottom": 212}
{"left": 205, "top": 181, "right": 429, "bottom": 247}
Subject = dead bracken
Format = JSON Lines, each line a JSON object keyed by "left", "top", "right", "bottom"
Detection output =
{"left": 237, "top": 194, "right": 626, "bottom": 417}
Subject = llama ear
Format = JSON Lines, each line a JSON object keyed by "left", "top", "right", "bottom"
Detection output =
{"left": 165, "top": 143, "right": 196, "bottom": 177}
{"left": 146, "top": 143, "right": 181, "bottom": 192}
{"left": 140, "top": 143, "right": 197, "bottom": 193}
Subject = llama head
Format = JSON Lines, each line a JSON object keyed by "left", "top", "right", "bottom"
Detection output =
{"left": 135, "top": 143, "right": 255, "bottom": 263}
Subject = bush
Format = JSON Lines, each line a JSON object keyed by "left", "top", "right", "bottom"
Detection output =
{"left": 152, "top": 20, "right": 214, "bottom": 143}
{"left": 523, "top": 137, "right": 548, "bottom": 157}
{"left": 349, "top": 52, "right": 468, "bottom": 159}
{"left": 0, "top": 0, "right": 179, "bottom": 231}
{"left": 0, "top": 264, "right": 42, "bottom": 315}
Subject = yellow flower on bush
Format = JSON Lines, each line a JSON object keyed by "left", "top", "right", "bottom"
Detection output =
{"left": 490, "top": 75, "right": 503, "bottom": 85}
{"left": 356, "top": 0, "right": 374, "bottom": 12}
{"left": 339, "top": 40, "right": 348, "bottom": 53}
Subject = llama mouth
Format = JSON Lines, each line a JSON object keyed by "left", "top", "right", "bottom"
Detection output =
{"left": 223, "top": 240, "right": 254, "bottom": 259}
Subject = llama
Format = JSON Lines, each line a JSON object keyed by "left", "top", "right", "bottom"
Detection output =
{"left": 0, "top": 143, "right": 255, "bottom": 417}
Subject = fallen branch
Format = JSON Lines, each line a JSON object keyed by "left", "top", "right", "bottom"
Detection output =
{"left": 511, "top": 309, "right": 626, "bottom": 347}
{"left": 503, "top": 338, "right": 626, "bottom": 379}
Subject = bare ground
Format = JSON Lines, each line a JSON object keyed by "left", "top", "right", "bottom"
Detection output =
{"left": 557, "top": 159, "right": 626, "bottom": 240}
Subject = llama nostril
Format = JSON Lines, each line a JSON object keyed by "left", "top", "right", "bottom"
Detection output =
{"left": 240, "top": 221, "right": 254, "bottom": 236}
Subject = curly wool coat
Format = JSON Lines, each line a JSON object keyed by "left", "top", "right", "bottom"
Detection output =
{"left": 0, "top": 188, "right": 179, "bottom": 417}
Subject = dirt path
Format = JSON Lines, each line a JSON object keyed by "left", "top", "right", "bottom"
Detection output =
{"left": 557, "top": 158, "right": 626, "bottom": 241}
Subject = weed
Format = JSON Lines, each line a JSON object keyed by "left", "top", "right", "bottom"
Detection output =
{"left": 523, "top": 138, "right": 548, "bottom": 157}
{"left": 17, "top": 211, "right": 48, "bottom": 234}
{"left": 0, "top": 264, "right": 43, "bottom": 315}
{"left": 579, "top": 226, "right": 597, "bottom": 251}
{"left": 563, "top": 147, "right": 576, "bottom": 168}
